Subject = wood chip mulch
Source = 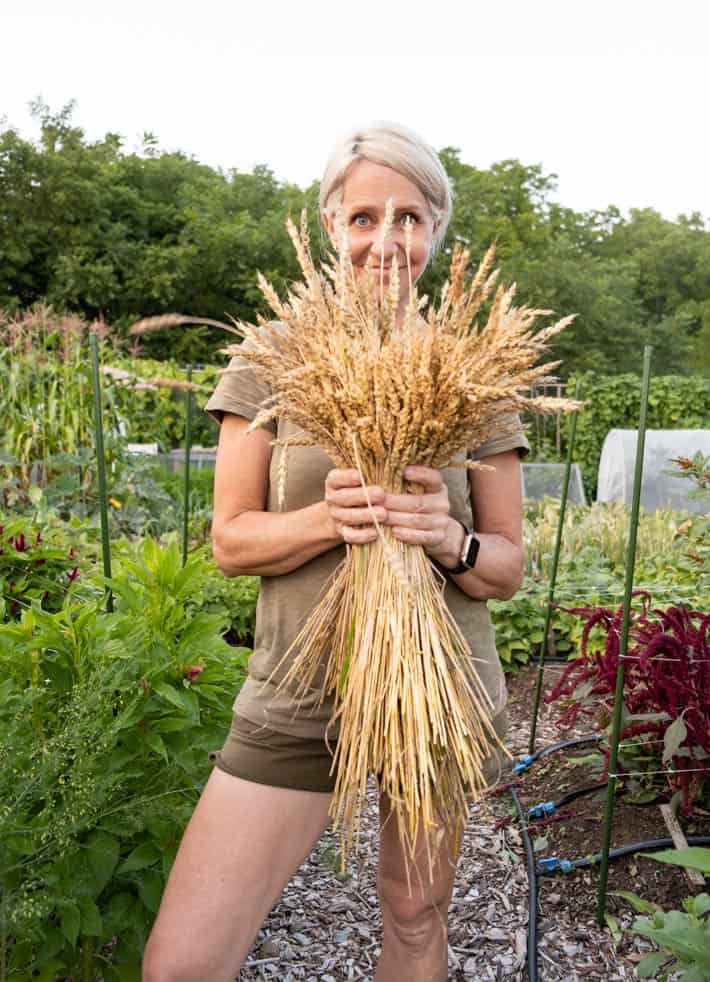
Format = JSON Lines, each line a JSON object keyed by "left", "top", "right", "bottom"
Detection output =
{"left": 237, "top": 665, "right": 672, "bottom": 980}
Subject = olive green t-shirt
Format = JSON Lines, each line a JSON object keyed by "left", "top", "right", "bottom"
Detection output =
{"left": 205, "top": 332, "right": 530, "bottom": 739}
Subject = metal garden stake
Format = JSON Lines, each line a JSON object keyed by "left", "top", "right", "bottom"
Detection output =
{"left": 596, "top": 345, "right": 653, "bottom": 926}
{"left": 528, "top": 378, "right": 583, "bottom": 754}
{"left": 89, "top": 332, "right": 113, "bottom": 612}
{"left": 182, "top": 365, "right": 193, "bottom": 567}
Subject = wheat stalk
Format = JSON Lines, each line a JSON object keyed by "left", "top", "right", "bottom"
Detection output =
{"left": 215, "top": 208, "right": 580, "bottom": 879}
{"left": 127, "top": 313, "right": 243, "bottom": 338}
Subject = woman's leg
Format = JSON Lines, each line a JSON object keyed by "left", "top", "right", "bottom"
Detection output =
{"left": 375, "top": 792, "right": 462, "bottom": 982}
{"left": 375, "top": 710, "right": 509, "bottom": 982}
{"left": 142, "top": 768, "right": 332, "bottom": 982}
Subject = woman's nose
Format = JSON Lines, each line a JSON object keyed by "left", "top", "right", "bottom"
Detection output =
{"left": 369, "top": 237, "right": 401, "bottom": 262}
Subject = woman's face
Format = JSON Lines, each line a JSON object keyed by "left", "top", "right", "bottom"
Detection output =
{"left": 324, "top": 159, "right": 435, "bottom": 301}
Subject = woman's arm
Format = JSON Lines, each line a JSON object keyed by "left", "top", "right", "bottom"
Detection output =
{"left": 211, "top": 415, "right": 388, "bottom": 577}
{"left": 452, "top": 450, "right": 524, "bottom": 600}
{"left": 383, "top": 451, "right": 525, "bottom": 601}
{"left": 211, "top": 415, "right": 337, "bottom": 576}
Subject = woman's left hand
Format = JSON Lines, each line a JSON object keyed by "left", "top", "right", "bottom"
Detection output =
{"left": 384, "top": 464, "right": 464, "bottom": 565}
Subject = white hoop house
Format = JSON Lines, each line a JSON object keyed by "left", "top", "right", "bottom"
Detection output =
{"left": 597, "top": 429, "right": 710, "bottom": 514}
{"left": 521, "top": 463, "right": 587, "bottom": 505}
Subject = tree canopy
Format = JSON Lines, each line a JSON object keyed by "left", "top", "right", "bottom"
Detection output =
{"left": 1, "top": 102, "right": 708, "bottom": 372}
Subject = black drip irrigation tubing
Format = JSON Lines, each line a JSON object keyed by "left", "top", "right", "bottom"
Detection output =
{"left": 512, "top": 733, "right": 602, "bottom": 775}
{"left": 506, "top": 736, "right": 600, "bottom": 982}
{"left": 537, "top": 836, "right": 710, "bottom": 875}
{"left": 527, "top": 780, "right": 609, "bottom": 821}
{"left": 506, "top": 735, "right": 709, "bottom": 980}
{"left": 508, "top": 785, "right": 539, "bottom": 982}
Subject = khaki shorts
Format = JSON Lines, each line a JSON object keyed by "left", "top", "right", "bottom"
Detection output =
{"left": 209, "top": 708, "right": 509, "bottom": 794}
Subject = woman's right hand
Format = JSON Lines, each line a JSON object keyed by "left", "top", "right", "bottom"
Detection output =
{"left": 324, "top": 469, "right": 387, "bottom": 545}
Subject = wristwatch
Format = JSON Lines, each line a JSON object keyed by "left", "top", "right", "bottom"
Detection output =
{"left": 432, "top": 520, "right": 480, "bottom": 575}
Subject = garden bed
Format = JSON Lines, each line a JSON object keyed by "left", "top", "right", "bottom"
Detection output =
{"left": 236, "top": 663, "right": 704, "bottom": 980}
{"left": 506, "top": 665, "right": 710, "bottom": 920}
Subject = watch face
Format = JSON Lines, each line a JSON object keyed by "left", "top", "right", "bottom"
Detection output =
{"left": 464, "top": 532, "right": 480, "bottom": 569}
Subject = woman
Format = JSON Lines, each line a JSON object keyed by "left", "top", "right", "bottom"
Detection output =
{"left": 142, "top": 122, "right": 529, "bottom": 982}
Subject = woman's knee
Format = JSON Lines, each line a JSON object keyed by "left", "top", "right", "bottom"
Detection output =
{"left": 378, "top": 874, "right": 450, "bottom": 952}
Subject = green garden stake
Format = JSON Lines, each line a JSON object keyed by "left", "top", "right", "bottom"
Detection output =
{"left": 528, "top": 378, "right": 583, "bottom": 755}
{"left": 182, "top": 365, "right": 193, "bottom": 567}
{"left": 89, "top": 332, "right": 113, "bottom": 612}
{"left": 597, "top": 345, "right": 653, "bottom": 927}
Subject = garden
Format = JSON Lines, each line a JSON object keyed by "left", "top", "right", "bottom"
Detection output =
{"left": 1, "top": 308, "right": 709, "bottom": 981}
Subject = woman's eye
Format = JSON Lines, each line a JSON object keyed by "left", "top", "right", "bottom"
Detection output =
{"left": 400, "top": 213, "right": 418, "bottom": 226}
{"left": 353, "top": 214, "right": 370, "bottom": 227}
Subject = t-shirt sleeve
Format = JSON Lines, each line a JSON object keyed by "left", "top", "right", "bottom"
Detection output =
{"left": 203, "top": 337, "right": 277, "bottom": 436}
{"left": 468, "top": 411, "right": 531, "bottom": 461}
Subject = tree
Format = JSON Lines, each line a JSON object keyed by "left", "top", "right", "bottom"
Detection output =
{"left": 1, "top": 107, "right": 708, "bottom": 370}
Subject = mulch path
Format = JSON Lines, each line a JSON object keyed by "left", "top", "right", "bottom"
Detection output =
{"left": 237, "top": 664, "right": 709, "bottom": 980}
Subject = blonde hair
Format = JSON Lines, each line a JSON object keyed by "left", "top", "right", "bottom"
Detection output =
{"left": 319, "top": 121, "right": 453, "bottom": 255}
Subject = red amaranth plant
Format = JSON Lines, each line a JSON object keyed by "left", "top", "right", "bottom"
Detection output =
{"left": 544, "top": 598, "right": 710, "bottom": 813}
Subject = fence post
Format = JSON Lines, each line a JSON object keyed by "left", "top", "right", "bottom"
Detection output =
{"left": 596, "top": 345, "right": 653, "bottom": 927}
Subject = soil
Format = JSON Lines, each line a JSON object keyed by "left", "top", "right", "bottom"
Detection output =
{"left": 504, "top": 662, "right": 710, "bottom": 922}
{"left": 235, "top": 662, "right": 710, "bottom": 981}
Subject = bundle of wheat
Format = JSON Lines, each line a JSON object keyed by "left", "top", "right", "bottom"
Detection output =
{"left": 209, "top": 210, "right": 579, "bottom": 879}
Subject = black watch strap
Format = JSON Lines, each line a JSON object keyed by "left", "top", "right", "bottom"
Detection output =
{"left": 431, "top": 520, "right": 480, "bottom": 575}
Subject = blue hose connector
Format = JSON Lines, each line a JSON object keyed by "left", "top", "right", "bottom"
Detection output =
{"left": 513, "top": 753, "right": 536, "bottom": 773}
{"left": 538, "top": 856, "right": 573, "bottom": 873}
{"left": 528, "top": 801, "right": 555, "bottom": 819}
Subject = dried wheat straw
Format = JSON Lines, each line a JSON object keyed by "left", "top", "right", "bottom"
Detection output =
{"left": 216, "top": 209, "right": 580, "bottom": 880}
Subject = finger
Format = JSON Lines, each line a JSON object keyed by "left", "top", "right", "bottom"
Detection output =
{"left": 330, "top": 505, "right": 387, "bottom": 526}
{"left": 326, "top": 485, "right": 385, "bottom": 507}
{"left": 340, "top": 525, "right": 378, "bottom": 545}
{"left": 385, "top": 511, "right": 448, "bottom": 531}
{"left": 390, "top": 526, "right": 445, "bottom": 547}
{"left": 403, "top": 465, "right": 445, "bottom": 492}
{"left": 326, "top": 469, "right": 371, "bottom": 491}
{"left": 383, "top": 490, "right": 448, "bottom": 513}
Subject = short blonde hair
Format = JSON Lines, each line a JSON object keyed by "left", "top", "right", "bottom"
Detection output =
{"left": 319, "top": 121, "right": 453, "bottom": 255}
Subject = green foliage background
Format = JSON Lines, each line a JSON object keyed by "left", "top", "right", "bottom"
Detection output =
{"left": 556, "top": 374, "right": 710, "bottom": 498}
{"left": 1, "top": 89, "right": 707, "bottom": 973}
{"left": 0, "top": 533, "right": 252, "bottom": 979}
{"left": 2, "top": 100, "right": 710, "bottom": 374}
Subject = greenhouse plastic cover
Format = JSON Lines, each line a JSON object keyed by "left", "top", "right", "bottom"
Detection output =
{"left": 521, "top": 463, "right": 587, "bottom": 505}
{"left": 597, "top": 429, "right": 710, "bottom": 514}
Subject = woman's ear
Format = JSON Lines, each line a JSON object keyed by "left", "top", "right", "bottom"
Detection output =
{"left": 322, "top": 209, "right": 336, "bottom": 244}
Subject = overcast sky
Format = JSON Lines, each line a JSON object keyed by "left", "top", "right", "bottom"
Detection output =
{"left": 3, "top": 0, "right": 708, "bottom": 222}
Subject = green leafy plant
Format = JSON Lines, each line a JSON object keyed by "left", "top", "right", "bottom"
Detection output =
{"left": 610, "top": 880, "right": 710, "bottom": 982}
{"left": 0, "top": 514, "right": 91, "bottom": 622}
{"left": 546, "top": 598, "right": 710, "bottom": 812}
{"left": 0, "top": 537, "right": 249, "bottom": 979}
{"left": 632, "top": 895, "right": 710, "bottom": 981}
{"left": 641, "top": 846, "right": 710, "bottom": 876}
{"left": 489, "top": 494, "right": 708, "bottom": 674}
{"left": 666, "top": 454, "right": 710, "bottom": 580}
{"left": 523, "top": 498, "right": 690, "bottom": 579}
{"left": 611, "top": 850, "right": 710, "bottom": 979}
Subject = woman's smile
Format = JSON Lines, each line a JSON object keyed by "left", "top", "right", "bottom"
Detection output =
{"left": 323, "top": 159, "right": 435, "bottom": 313}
